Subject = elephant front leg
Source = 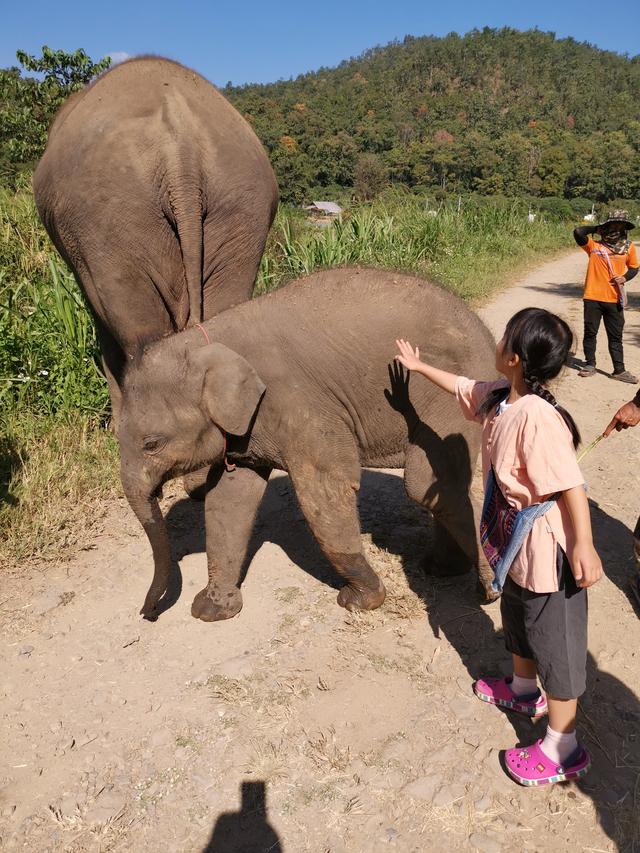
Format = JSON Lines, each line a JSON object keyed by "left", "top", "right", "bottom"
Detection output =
{"left": 288, "top": 463, "right": 386, "bottom": 613}
{"left": 191, "top": 465, "right": 271, "bottom": 623}
{"left": 182, "top": 466, "right": 210, "bottom": 501}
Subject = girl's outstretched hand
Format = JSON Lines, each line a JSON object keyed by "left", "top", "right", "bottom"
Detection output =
{"left": 395, "top": 339, "right": 423, "bottom": 372}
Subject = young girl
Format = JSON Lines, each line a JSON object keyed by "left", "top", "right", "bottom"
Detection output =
{"left": 395, "top": 307, "right": 603, "bottom": 787}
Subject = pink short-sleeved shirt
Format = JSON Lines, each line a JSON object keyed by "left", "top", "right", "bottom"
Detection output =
{"left": 455, "top": 377, "right": 585, "bottom": 593}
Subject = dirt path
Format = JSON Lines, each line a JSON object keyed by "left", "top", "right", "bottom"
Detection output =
{"left": 2, "top": 249, "right": 639, "bottom": 853}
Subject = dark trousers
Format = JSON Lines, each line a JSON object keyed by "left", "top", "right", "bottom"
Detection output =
{"left": 501, "top": 549, "right": 587, "bottom": 698}
{"left": 583, "top": 299, "right": 625, "bottom": 373}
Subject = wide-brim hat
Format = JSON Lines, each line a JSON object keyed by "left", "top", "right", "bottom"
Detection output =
{"left": 598, "top": 209, "right": 635, "bottom": 230}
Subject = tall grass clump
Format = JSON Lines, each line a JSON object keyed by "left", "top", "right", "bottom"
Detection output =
{"left": 0, "top": 189, "right": 117, "bottom": 567}
{"left": 257, "top": 196, "right": 572, "bottom": 299}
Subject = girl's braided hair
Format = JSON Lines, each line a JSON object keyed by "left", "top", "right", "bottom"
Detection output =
{"left": 478, "top": 307, "right": 581, "bottom": 448}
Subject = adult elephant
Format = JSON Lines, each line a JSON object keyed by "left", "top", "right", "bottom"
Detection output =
{"left": 115, "top": 267, "right": 497, "bottom": 621}
{"left": 33, "top": 56, "right": 278, "bottom": 431}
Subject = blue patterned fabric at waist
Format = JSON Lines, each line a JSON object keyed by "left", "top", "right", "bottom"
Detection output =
{"left": 482, "top": 469, "right": 556, "bottom": 594}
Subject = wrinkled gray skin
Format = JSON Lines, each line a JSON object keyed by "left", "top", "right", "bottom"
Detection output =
{"left": 33, "top": 56, "right": 278, "bottom": 432}
{"left": 119, "top": 267, "right": 498, "bottom": 622}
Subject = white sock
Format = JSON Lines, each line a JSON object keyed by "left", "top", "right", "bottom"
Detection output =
{"left": 510, "top": 674, "right": 538, "bottom": 697}
{"left": 541, "top": 726, "right": 578, "bottom": 765}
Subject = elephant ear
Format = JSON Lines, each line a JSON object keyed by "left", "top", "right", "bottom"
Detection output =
{"left": 190, "top": 342, "right": 266, "bottom": 436}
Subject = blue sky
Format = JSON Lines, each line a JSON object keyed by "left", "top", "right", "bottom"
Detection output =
{"left": 2, "top": 0, "right": 637, "bottom": 87}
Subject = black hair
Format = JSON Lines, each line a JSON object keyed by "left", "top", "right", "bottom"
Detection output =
{"left": 478, "top": 307, "right": 581, "bottom": 448}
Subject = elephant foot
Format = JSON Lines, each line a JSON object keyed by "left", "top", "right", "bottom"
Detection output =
{"left": 476, "top": 576, "right": 500, "bottom": 604}
{"left": 191, "top": 587, "right": 243, "bottom": 622}
{"left": 337, "top": 578, "right": 386, "bottom": 612}
{"left": 476, "top": 557, "right": 500, "bottom": 604}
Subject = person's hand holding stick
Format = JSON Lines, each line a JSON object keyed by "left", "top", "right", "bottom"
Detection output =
{"left": 603, "top": 395, "right": 640, "bottom": 437}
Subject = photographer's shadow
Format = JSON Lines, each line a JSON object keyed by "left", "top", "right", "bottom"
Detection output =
{"left": 203, "top": 780, "right": 282, "bottom": 853}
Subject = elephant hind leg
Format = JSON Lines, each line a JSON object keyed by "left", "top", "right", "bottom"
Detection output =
{"left": 403, "top": 427, "right": 495, "bottom": 598}
{"left": 288, "top": 456, "right": 385, "bottom": 612}
{"left": 96, "top": 324, "right": 125, "bottom": 435}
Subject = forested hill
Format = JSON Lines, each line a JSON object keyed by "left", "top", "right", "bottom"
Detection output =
{"left": 224, "top": 28, "right": 640, "bottom": 203}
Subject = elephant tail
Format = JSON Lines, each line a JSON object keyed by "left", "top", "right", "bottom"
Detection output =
{"left": 160, "top": 88, "right": 205, "bottom": 327}
{"left": 168, "top": 182, "right": 204, "bottom": 326}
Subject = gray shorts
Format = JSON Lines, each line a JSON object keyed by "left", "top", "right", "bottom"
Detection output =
{"left": 500, "top": 548, "right": 587, "bottom": 699}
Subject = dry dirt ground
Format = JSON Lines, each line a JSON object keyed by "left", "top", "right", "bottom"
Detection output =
{"left": 1, "top": 249, "right": 640, "bottom": 853}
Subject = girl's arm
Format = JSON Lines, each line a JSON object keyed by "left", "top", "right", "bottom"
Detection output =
{"left": 395, "top": 339, "right": 460, "bottom": 395}
{"left": 560, "top": 485, "right": 603, "bottom": 588}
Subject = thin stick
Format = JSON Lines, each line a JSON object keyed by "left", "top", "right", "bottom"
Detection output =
{"left": 577, "top": 433, "right": 604, "bottom": 463}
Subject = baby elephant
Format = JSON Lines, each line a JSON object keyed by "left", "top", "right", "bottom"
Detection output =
{"left": 119, "top": 267, "right": 496, "bottom": 622}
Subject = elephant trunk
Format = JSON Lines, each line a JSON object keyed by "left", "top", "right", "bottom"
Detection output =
{"left": 121, "top": 466, "right": 172, "bottom": 618}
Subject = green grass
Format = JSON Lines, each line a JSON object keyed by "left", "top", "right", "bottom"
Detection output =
{"left": 0, "top": 187, "right": 571, "bottom": 566}
{"left": 256, "top": 195, "right": 571, "bottom": 300}
{"left": 0, "top": 188, "right": 112, "bottom": 565}
{"left": 0, "top": 412, "right": 119, "bottom": 565}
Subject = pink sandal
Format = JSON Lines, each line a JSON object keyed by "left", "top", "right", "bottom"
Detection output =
{"left": 473, "top": 676, "right": 547, "bottom": 717}
{"left": 504, "top": 739, "right": 591, "bottom": 786}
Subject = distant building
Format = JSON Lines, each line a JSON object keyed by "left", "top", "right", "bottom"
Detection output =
{"left": 304, "top": 201, "right": 343, "bottom": 216}
{"left": 304, "top": 201, "right": 344, "bottom": 228}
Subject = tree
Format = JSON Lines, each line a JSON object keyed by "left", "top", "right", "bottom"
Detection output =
{"left": 0, "top": 47, "right": 111, "bottom": 183}
{"left": 354, "top": 153, "right": 387, "bottom": 200}
{"left": 16, "top": 46, "right": 111, "bottom": 90}
{"left": 309, "top": 131, "right": 359, "bottom": 187}
{"left": 270, "top": 136, "right": 312, "bottom": 205}
{"left": 535, "top": 143, "right": 571, "bottom": 197}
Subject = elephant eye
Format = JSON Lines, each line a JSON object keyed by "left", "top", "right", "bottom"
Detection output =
{"left": 142, "top": 435, "right": 166, "bottom": 455}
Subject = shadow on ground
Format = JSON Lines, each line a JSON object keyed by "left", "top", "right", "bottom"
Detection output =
{"left": 203, "top": 780, "right": 282, "bottom": 853}
{"left": 164, "top": 465, "right": 640, "bottom": 851}
{"left": 522, "top": 280, "right": 640, "bottom": 314}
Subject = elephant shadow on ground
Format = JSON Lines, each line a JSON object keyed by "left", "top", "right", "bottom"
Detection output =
{"left": 164, "top": 465, "right": 435, "bottom": 595}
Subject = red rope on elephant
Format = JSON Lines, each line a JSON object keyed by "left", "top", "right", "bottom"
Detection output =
{"left": 195, "top": 323, "right": 210, "bottom": 344}
{"left": 195, "top": 323, "right": 235, "bottom": 472}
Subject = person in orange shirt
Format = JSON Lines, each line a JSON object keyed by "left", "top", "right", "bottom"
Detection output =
{"left": 574, "top": 210, "right": 638, "bottom": 383}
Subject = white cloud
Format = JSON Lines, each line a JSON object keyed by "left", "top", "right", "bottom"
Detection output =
{"left": 106, "top": 51, "right": 131, "bottom": 66}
